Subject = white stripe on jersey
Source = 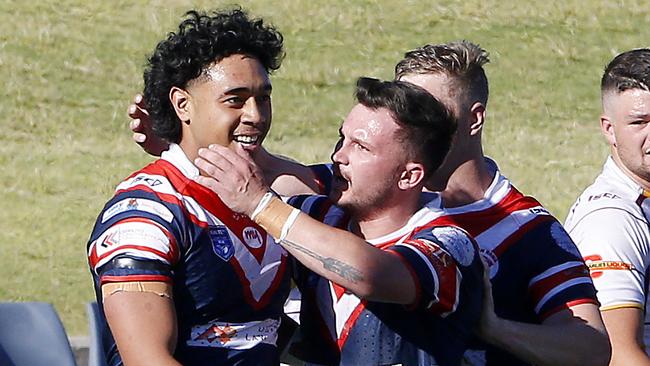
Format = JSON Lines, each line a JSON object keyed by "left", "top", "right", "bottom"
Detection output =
{"left": 534, "top": 277, "right": 594, "bottom": 314}
{"left": 90, "top": 220, "right": 174, "bottom": 272}
{"left": 330, "top": 284, "right": 362, "bottom": 339}
{"left": 203, "top": 211, "right": 286, "bottom": 303}
{"left": 102, "top": 197, "right": 174, "bottom": 224}
{"left": 475, "top": 205, "right": 550, "bottom": 252}
{"left": 529, "top": 261, "right": 585, "bottom": 286}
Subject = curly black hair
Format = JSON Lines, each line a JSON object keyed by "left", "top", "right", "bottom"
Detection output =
{"left": 143, "top": 8, "right": 284, "bottom": 143}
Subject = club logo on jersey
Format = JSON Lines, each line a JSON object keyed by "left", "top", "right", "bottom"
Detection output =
{"left": 126, "top": 198, "right": 138, "bottom": 209}
{"left": 242, "top": 227, "right": 263, "bottom": 249}
{"left": 583, "top": 254, "right": 633, "bottom": 278}
{"left": 430, "top": 226, "right": 475, "bottom": 267}
{"left": 209, "top": 225, "right": 235, "bottom": 261}
{"left": 550, "top": 222, "right": 581, "bottom": 257}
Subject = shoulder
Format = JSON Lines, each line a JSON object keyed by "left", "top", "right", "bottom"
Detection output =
{"left": 406, "top": 225, "right": 477, "bottom": 268}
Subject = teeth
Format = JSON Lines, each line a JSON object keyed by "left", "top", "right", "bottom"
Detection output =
{"left": 234, "top": 135, "right": 258, "bottom": 144}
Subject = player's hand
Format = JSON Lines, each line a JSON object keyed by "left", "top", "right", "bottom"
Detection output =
{"left": 194, "top": 144, "right": 268, "bottom": 216}
{"left": 476, "top": 258, "right": 501, "bottom": 342}
{"left": 128, "top": 94, "right": 169, "bottom": 157}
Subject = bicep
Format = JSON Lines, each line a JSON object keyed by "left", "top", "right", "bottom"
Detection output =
{"left": 602, "top": 307, "right": 645, "bottom": 352}
{"left": 104, "top": 290, "right": 178, "bottom": 366}
{"left": 543, "top": 302, "right": 607, "bottom": 333}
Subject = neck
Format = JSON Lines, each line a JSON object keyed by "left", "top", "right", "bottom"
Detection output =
{"left": 178, "top": 140, "right": 199, "bottom": 163}
{"left": 441, "top": 153, "right": 494, "bottom": 208}
{"left": 611, "top": 150, "right": 650, "bottom": 191}
{"left": 349, "top": 191, "right": 421, "bottom": 240}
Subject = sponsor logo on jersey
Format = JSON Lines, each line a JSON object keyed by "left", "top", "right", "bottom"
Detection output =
{"left": 187, "top": 319, "right": 280, "bottom": 349}
{"left": 209, "top": 225, "right": 235, "bottom": 261}
{"left": 242, "top": 227, "right": 263, "bottom": 249}
{"left": 195, "top": 324, "right": 238, "bottom": 345}
{"left": 583, "top": 254, "right": 633, "bottom": 278}
{"left": 101, "top": 198, "right": 174, "bottom": 223}
{"left": 132, "top": 175, "right": 163, "bottom": 187}
{"left": 528, "top": 207, "right": 550, "bottom": 215}
{"left": 587, "top": 192, "right": 620, "bottom": 201}
{"left": 430, "top": 226, "right": 475, "bottom": 267}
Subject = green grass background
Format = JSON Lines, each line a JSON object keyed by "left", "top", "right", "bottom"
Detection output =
{"left": 2, "top": 0, "right": 649, "bottom": 335}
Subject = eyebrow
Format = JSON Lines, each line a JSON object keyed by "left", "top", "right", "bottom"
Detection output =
{"left": 223, "top": 83, "right": 272, "bottom": 95}
{"left": 627, "top": 112, "right": 650, "bottom": 119}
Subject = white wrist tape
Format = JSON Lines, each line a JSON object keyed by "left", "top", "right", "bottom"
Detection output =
{"left": 250, "top": 191, "right": 275, "bottom": 221}
{"left": 279, "top": 208, "right": 301, "bottom": 241}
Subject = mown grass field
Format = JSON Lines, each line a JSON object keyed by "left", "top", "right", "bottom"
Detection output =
{"left": 1, "top": 0, "right": 650, "bottom": 335}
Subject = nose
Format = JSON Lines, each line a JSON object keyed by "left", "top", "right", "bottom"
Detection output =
{"left": 242, "top": 97, "right": 270, "bottom": 125}
{"left": 331, "top": 138, "right": 347, "bottom": 165}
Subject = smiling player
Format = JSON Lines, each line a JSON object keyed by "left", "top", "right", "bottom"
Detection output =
{"left": 86, "top": 9, "right": 293, "bottom": 365}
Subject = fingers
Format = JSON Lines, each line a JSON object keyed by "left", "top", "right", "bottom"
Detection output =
{"left": 194, "top": 175, "right": 220, "bottom": 192}
{"left": 132, "top": 132, "right": 146, "bottom": 143}
{"left": 134, "top": 94, "right": 146, "bottom": 109}
{"left": 127, "top": 94, "right": 149, "bottom": 120}
{"left": 195, "top": 148, "right": 231, "bottom": 179}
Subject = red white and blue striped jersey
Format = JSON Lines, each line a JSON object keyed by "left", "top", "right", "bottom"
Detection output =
{"left": 288, "top": 194, "right": 484, "bottom": 366}
{"left": 87, "top": 144, "right": 291, "bottom": 366}
{"left": 438, "top": 159, "right": 597, "bottom": 365}
{"left": 307, "top": 159, "right": 597, "bottom": 365}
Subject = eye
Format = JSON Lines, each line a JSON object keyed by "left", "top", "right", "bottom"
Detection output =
{"left": 353, "top": 141, "right": 369, "bottom": 151}
{"left": 225, "top": 96, "right": 245, "bottom": 106}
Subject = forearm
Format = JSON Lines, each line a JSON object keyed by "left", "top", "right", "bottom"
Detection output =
{"left": 481, "top": 316, "right": 610, "bottom": 366}
{"left": 278, "top": 213, "right": 415, "bottom": 303}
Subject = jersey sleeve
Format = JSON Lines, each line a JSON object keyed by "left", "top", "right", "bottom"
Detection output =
{"left": 523, "top": 221, "right": 598, "bottom": 319}
{"left": 87, "top": 190, "right": 184, "bottom": 285}
{"left": 569, "top": 207, "right": 650, "bottom": 310}
{"left": 388, "top": 226, "right": 483, "bottom": 316}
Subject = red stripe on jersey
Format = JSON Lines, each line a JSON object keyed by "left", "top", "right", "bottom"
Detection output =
{"left": 115, "top": 184, "right": 209, "bottom": 229}
{"left": 227, "top": 252, "right": 289, "bottom": 311}
{"left": 116, "top": 217, "right": 180, "bottom": 264}
{"left": 528, "top": 263, "right": 590, "bottom": 307}
{"left": 337, "top": 300, "right": 367, "bottom": 349}
{"left": 156, "top": 160, "right": 289, "bottom": 308}
{"left": 492, "top": 215, "right": 554, "bottom": 257}
{"left": 421, "top": 188, "right": 542, "bottom": 238}
{"left": 332, "top": 283, "right": 346, "bottom": 301}
{"left": 100, "top": 275, "right": 172, "bottom": 285}
{"left": 539, "top": 298, "right": 600, "bottom": 320}
{"left": 402, "top": 239, "right": 459, "bottom": 315}
{"left": 158, "top": 159, "right": 270, "bottom": 263}
{"left": 89, "top": 218, "right": 179, "bottom": 269}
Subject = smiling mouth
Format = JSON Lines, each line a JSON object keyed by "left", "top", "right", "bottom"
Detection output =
{"left": 233, "top": 134, "right": 260, "bottom": 145}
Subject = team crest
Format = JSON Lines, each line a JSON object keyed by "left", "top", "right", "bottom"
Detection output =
{"left": 430, "top": 226, "right": 475, "bottom": 267}
{"left": 209, "top": 225, "right": 235, "bottom": 261}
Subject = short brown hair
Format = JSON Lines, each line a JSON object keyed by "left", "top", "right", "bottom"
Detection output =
{"left": 355, "top": 77, "right": 456, "bottom": 178}
{"left": 395, "top": 40, "right": 489, "bottom": 106}
{"left": 601, "top": 48, "right": 650, "bottom": 95}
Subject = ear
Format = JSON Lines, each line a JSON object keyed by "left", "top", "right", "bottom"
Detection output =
{"left": 398, "top": 162, "right": 426, "bottom": 190}
{"left": 600, "top": 114, "right": 616, "bottom": 146}
{"left": 468, "top": 102, "right": 486, "bottom": 136}
{"left": 169, "top": 86, "right": 191, "bottom": 124}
